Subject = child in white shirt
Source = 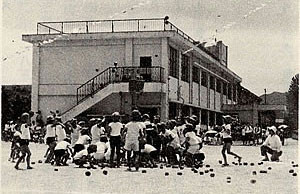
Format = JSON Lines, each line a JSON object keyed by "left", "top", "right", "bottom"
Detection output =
{"left": 54, "top": 139, "right": 72, "bottom": 166}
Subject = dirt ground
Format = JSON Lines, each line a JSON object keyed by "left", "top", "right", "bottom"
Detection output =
{"left": 1, "top": 139, "right": 298, "bottom": 194}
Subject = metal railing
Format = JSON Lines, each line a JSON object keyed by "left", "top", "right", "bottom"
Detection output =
{"left": 77, "top": 66, "right": 165, "bottom": 104}
{"left": 36, "top": 18, "right": 221, "bottom": 62}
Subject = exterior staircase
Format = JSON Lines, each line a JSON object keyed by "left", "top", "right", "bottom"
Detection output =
{"left": 61, "top": 66, "right": 164, "bottom": 121}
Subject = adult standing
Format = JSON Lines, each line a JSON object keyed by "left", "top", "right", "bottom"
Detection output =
{"left": 90, "top": 119, "right": 105, "bottom": 144}
{"left": 55, "top": 117, "right": 67, "bottom": 143}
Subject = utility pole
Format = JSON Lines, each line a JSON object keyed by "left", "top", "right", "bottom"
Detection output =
{"left": 264, "top": 88, "right": 267, "bottom": 104}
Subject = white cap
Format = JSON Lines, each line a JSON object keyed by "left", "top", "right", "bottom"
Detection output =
{"left": 112, "top": 112, "right": 120, "bottom": 116}
{"left": 268, "top": 126, "right": 277, "bottom": 133}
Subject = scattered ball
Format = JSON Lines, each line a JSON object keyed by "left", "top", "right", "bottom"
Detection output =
{"left": 250, "top": 163, "right": 254, "bottom": 166}
{"left": 291, "top": 161, "right": 294, "bottom": 164}
{"left": 166, "top": 164, "right": 171, "bottom": 168}
{"left": 31, "top": 162, "right": 35, "bottom": 165}
{"left": 209, "top": 169, "right": 214, "bottom": 172}
{"left": 54, "top": 168, "right": 58, "bottom": 171}
{"left": 250, "top": 179, "right": 256, "bottom": 184}
{"left": 103, "top": 170, "right": 108, "bottom": 175}
{"left": 85, "top": 171, "right": 91, "bottom": 176}
{"left": 179, "top": 166, "right": 184, "bottom": 170}
{"left": 227, "top": 181, "right": 231, "bottom": 184}
{"left": 292, "top": 173, "right": 297, "bottom": 176}
{"left": 205, "top": 165, "right": 210, "bottom": 168}
{"left": 210, "top": 173, "right": 215, "bottom": 177}
{"left": 268, "top": 167, "right": 272, "bottom": 170}
{"left": 219, "top": 160, "right": 222, "bottom": 164}
{"left": 38, "top": 160, "right": 43, "bottom": 163}
{"left": 142, "top": 170, "right": 147, "bottom": 173}
{"left": 252, "top": 171, "right": 257, "bottom": 175}
{"left": 160, "top": 166, "right": 164, "bottom": 169}
{"left": 177, "top": 172, "right": 183, "bottom": 176}
{"left": 243, "top": 162, "right": 248, "bottom": 166}
{"left": 205, "top": 170, "right": 209, "bottom": 173}
{"left": 259, "top": 170, "right": 267, "bottom": 174}
{"left": 193, "top": 170, "right": 198, "bottom": 173}
{"left": 289, "top": 169, "right": 294, "bottom": 173}
{"left": 199, "top": 171, "right": 204, "bottom": 175}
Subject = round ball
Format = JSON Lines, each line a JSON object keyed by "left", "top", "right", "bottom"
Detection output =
{"left": 54, "top": 168, "right": 58, "bottom": 171}
{"left": 160, "top": 166, "right": 164, "bottom": 169}
{"left": 142, "top": 170, "right": 147, "bottom": 173}
{"left": 227, "top": 176, "right": 231, "bottom": 179}
{"left": 210, "top": 173, "right": 215, "bottom": 177}
{"left": 177, "top": 172, "right": 183, "bottom": 176}
{"left": 205, "top": 170, "right": 209, "bottom": 173}
{"left": 205, "top": 165, "right": 210, "bottom": 168}
{"left": 165, "top": 172, "right": 169, "bottom": 176}
{"left": 103, "top": 170, "right": 108, "bottom": 175}
{"left": 289, "top": 169, "right": 294, "bottom": 173}
{"left": 292, "top": 173, "right": 297, "bottom": 176}
{"left": 193, "top": 170, "right": 198, "bottom": 173}
{"left": 31, "top": 162, "right": 35, "bottom": 165}
{"left": 250, "top": 163, "right": 254, "bottom": 166}
{"left": 227, "top": 181, "right": 231, "bottom": 184}
{"left": 291, "top": 161, "right": 294, "bottom": 164}
{"left": 209, "top": 169, "right": 214, "bottom": 172}
{"left": 250, "top": 179, "right": 256, "bottom": 184}
{"left": 179, "top": 166, "right": 184, "bottom": 170}
{"left": 268, "top": 167, "right": 272, "bottom": 170}
{"left": 85, "top": 171, "right": 91, "bottom": 176}
{"left": 252, "top": 171, "right": 257, "bottom": 175}
{"left": 219, "top": 160, "right": 223, "bottom": 164}
{"left": 199, "top": 172, "right": 204, "bottom": 175}
{"left": 38, "top": 160, "right": 43, "bottom": 163}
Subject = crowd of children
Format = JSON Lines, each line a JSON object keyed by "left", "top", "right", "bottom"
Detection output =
{"left": 5, "top": 110, "right": 284, "bottom": 170}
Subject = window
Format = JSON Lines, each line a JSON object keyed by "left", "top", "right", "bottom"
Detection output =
{"left": 192, "top": 66, "right": 200, "bottom": 83}
{"left": 233, "top": 84, "right": 237, "bottom": 101}
{"left": 181, "top": 54, "right": 190, "bottom": 82}
{"left": 216, "top": 79, "right": 221, "bottom": 93}
{"left": 201, "top": 109, "right": 208, "bottom": 125}
{"left": 223, "top": 82, "right": 227, "bottom": 95}
{"left": 228, "top": 83, "right": 232, "bottom": 100}
{"left": 210, "top": 75, "right": 215, "bottom": 90}
{"left": 140, "top": 56, "right": 152, "bottom": 67}
{"left": 169, "top": 46, "right": 179, "bottom": 78}
{"left": 201, "top": 71, "right": 207, "bottom": 87}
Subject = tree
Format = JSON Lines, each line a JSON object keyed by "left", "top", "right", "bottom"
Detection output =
{"left": 286, "top": 74, "right": 299, "bottom": 131}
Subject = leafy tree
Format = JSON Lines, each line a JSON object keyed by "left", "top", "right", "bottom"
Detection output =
{"left": 286, "top": 74, "right": 299, "bottom": 130}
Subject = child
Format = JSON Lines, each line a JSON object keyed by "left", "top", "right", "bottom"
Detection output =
{"left": 15, "top": 113, "right": 33, "bottom": 170}
{"left": 54, "top": 138, "right": 72, "bottom": 166}
{"left": 94, "top": 136, "right": 109, "bottom": 164}
{"left": 9, "top": 127, "right": 22, "bottom": 162}
{"left": 44, "top": 116, "right": 56, "bottom": 163}
{"left": 73, "top": 144, "right": 97, "bottom": 168}
{"left": 221, "top": 116, "right": 242, "bottom": 167}
{"left": 184, "top": 124, "right": 203, "bottom": 167}
{"left": 140, "top": 143, "right": 158, "bottom": 167}
{"left": 73, "top": 128, "right": 91, "bottom": 156}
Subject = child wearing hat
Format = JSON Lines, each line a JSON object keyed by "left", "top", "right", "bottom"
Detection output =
{"left": 54, "top": 138, "right": 72, "bottom": 166}
{"left": 73, "top": 144, "right": 97, "bottom": 168}
{"left": 260, "top": 126, "right": 282, "bottom": 161}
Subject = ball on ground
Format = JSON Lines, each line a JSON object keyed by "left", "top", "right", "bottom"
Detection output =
{"left": 54, "top": 168, "right": 58, "bottom": 171}
{"left": 219, "top": 160, "right": 222, "bottom": 164}
{"left": 199, "top": 171, "right": 204, "bottom": 175}
{"left": 227, "top": 177, "right": 231, "bottom": 180}
{"left": 259, "top": 170, "right": 267, "bottom": 174}
{"left": 252, "top": 171, "right": 257, "bottom": 175}
{"left": 289, "top": 169, "right": 294, "bottom": 173}
{"left": 31, "top": 162, "right": 35, "bottom": 165}
{"left": 103, "top": 170, "right": 108, "bottom": 175}
{"left": 85, "top": 171, "right": 91, "bottom": 176}
{"left": 193, "top": 170, "right": 198, "bottom": 173}
{"left": 179, "top": 166, "right": 184, "bottom": 170}
{"left": 160, "top": 166, "right": 163, "bottom": 169}
{"left": 205, "top": 165, "right": 210, "bottom": 168}
{"left": 177, "top": 172, "right": 183, "bottom": 176}
{"left": 250, "top": 179, "right": 256, "bottom": 184}
{"left": 38, "top": 160, "right": 43, "bottom": 163}
{"left": 142, "top": 170, "right": 147, "bottom": 173}
{"left": 210, "top": 173, "right": 215, "bottom": 177}
{"left": 205, "top": 170, "right": 209, "bottom": 173}
{"left": 292, "top": 173, "right": 297, "bottom": 176}
{"left": 165, "top": 172, "right": 169, "bottom": 176}
{"left": 250, "top": 163, "right": 254, "bottom": 166}
{"left": 268, "top": 167, "right": 272, "bottom": 170}
{"left": 209, "top": 169, "right": 214, "bottom": 172}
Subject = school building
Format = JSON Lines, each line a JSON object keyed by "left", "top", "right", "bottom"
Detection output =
{"left": 22, "top": 17, "right": 241, "bottom": 128}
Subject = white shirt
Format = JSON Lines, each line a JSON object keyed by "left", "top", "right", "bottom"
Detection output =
{"left": 56, "top": 124, "right": 66, "bottom": 142}
{"left": 20, "top": 124, "right": 31, "bottom": 140}
{"left": 76, "top": 135, "right": 91, "bottom": 145}
{"left": 91, "top": 124, "right": 105, "bottom": 144}
{"left": 141, "top": 144, "right": 157, "bottom": 153}
{"left": 95, "top": 142, "right": 108, "bottom": 154}
{"left": 14, "top": 131, "right": 21, "bottom": 138}
{"left": 108, "top": 122, "right": 123, "bottom": 136}
{"left": 185, "top": 131, "right": 202, "bottom": 146}
{"left": 125, "top": 121, "right": 143, "bottom": 141}
{"left": 161, "top": 130, "right": 180, "bottom": 149}
{"left": 263, "top": 135, "right": 282, "bottom": 152}
{"left": 221, "top": 124, "right": 231, "bottom": 139}
{"left": 74, "top": 149, "right": 88, "bottom": 160}
{"left": 4, "top": 124, "right": 10, "bottom": 131}
{"left": 55, "top": 141, "right": 71, "bottom": 150}
{"left": 45, "top": 124, "right": 56, "bottom": 138}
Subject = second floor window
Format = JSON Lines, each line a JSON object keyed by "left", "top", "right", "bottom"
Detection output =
{"left": 210, "top": 75, "right": 215, "bottom": 90}
{"left": 181, "top": 54, "right": 190, "bottom": 82}
{"left": 223, "top": 82, "right": 227, "bottom": 95}
{"left": 201, "top": 71, "right": 207, "bottom": 87}
{"left": 216, "top": 79, "right": 221, "bottom": 93}
{"left": 192, "top": 66, "right": 200, "bottom": 83}
{"left": 169, "top": 46, "right": 179, "bottom": 78}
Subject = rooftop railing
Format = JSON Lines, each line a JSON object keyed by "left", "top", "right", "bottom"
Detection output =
{"left": 36, "top": 18, "right": 221, "bottom": 63}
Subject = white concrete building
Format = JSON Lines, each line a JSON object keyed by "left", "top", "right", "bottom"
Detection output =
{"left": 22, "top": 17, "right": 241, "bottom": 127}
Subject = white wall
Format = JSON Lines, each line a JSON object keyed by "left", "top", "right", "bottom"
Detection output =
{"left": 168, "top": 76, "right": 178, "bottom": 101}
{"left": 192, "top": 82, "right": 199, "bottom": 105}
{"left": 200, "top": 86, "right": 208, "bottom": 108}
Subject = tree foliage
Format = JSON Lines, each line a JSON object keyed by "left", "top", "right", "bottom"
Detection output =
{"left": 286, "top": 74, "right": 299, "bottom": 130}
{"left": 1, "top": 85, "right": 31, "bottom": 125}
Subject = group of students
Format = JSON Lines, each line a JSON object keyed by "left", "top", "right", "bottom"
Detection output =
{"left": 8, "top": 110, "right": 283, "bottom": 170}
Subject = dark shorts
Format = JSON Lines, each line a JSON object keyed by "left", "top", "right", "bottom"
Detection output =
{"left": 74, "top": 144, "right": 85, "bottom": 153}
{"left": 223, "top": 138, "right": 232, "bottom": 144}
{"left": 110, "top": 136, "right": 121, "bottom": 148}
{"left": 19, "top": 139, "right": 29, "bottom": 146}
{"left": 46, "top": 137, "right": 56, "bottom": 145}
{"left": 149, "top": 150, "right": 158, "bottom": 159}
{"left": 54, "top": 149, "right": 66, "bottom": 158}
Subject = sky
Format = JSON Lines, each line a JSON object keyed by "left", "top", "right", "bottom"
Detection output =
{"left": 1, "top": 0, "right": 299, "bottom": 96}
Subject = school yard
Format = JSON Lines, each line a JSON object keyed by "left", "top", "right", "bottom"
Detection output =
{"left": 1, "top": 139, "right": 298, "bottom": 194}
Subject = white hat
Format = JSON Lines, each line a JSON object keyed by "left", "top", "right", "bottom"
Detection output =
{"left": 112, "top": 112, "right": 120, "bottom": 116}
{"left": 268, "top": 126, "right": 277, "bottom": 133}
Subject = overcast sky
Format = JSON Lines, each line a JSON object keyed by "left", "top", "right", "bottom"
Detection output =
{"left": 1, "top": 0, "right": 299, "bottom": 96}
